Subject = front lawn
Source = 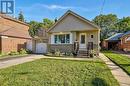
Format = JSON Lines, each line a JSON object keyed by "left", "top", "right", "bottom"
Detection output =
{"left": 103, "top": 51, "right": 130, "bottom": 75}
{"left": 0, "top": 58, "right": 119, "bottom": 86}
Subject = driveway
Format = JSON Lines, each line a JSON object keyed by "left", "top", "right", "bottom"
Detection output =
{"left": 0, "top": 55, "right": 44, "bottom": 69}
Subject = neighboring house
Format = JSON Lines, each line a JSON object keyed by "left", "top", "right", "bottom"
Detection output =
{"left": 103, "top": 31, "right": 130, "bottom": 52}
{"left": 120, "top": 31, "right": 130, "bottom": 51}
{"left": 0, "top": 13, "right": 31, "bottom": 53}
{"left": 47, "top": 10, "right": 100, "bottom": 56}
{"left": 32, "top": 28, "right": 48, "bottom": 54}
{"left": 102, "top": 33, "right": 124, "bottom": 50}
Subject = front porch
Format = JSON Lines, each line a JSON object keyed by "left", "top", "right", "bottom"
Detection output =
{"left": 48, "top": 31, "right": 100, "bottom": 57}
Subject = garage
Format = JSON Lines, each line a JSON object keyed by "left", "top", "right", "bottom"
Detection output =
{"left": 36, "top": 43, "right": 47, "bottom": 54}
{"left": 26, "top": 40, "right": 33, "bottom": 51}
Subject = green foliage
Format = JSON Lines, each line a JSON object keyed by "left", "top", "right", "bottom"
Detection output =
{"left": 18, "top": 11, "right": 24, "bottom": 22}
{"left": 103, "top": 51, "right": 130, "bottom": 75}
{"left": 43, "top": 18, "right": 54, "bottom": 29}
{"left": 93, "top": 14, "right": 130, "bottom": 40}
{"left": 114, "top": 17, "right": 130, "bottom": 32}
{"left": 19, "top": 48, "right": 27, "bottom": 54}
{"left": 93, "top": 14, "right": 118, "bottom": 40}
{"left": 28, "top": 21, "right": 40, "bottom": 37}
{"left": 28, "top": 18, "right": 54, "bottom": 37}
{"left": 8, "top": 51, "right": 19, "bottom": 56}
{"left": 26, "top": 49, "right": 33, "bottom": 54}
{"left": 0, "top": 59, "right": 119, "bottom": 86}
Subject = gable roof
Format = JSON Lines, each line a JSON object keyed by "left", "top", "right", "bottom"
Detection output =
{"left": 0, "top": 25, "right": 31, "bottom": 39}
{"left": 0, "top": 13, "right": 29, "bottom": 26}
{"left": 48, "top": 10, "right": 100, "bottom": 32}
{"left": 105, "top": 33, "right": 124, "bottom": 41}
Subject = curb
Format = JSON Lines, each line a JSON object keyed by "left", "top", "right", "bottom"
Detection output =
{"left": 0, "top": 55, "right": 32, "bottom": 61}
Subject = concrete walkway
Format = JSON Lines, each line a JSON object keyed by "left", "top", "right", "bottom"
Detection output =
{"left": 43, "top": 56, "right": 98, "bottom": 61}
{"left": 0, "top": 55, "right": 43, "bottom": 69}
{"left": 99, "top": 53, "right": 130, "bottom": 86}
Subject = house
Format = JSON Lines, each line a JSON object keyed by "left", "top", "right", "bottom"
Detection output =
{"left": 0, "top": 13, "right": 31, "bottom": 53}
{"left": 102, "top": 33, "right": 124, "bottom": 50}
{"left": 103, "top": 31, "right": 130, "bottom": 52}
{"left": 47, "top": 10, "right": 100, "bottom": 56}
{"left": 120, "top": 31, "right": 130, "bottom": 51}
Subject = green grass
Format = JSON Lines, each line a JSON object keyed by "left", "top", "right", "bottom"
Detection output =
{"left": 103, "top": 50, "right": 130, "bottom": 75}
{"left": 0, "top": 58, "right": 119, "bottom": 86}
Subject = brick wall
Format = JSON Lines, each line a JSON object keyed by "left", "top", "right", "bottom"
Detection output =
{"left": 121, "top": 35, "right": 130, "bottom": 51}
{"left": 0, "top": 14, "right": 31, "bottom": 53}
{"left": 1, "top": 36, "right": 30, "bottom": 53}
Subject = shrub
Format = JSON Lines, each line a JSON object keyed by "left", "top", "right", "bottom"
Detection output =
{"left": 19, "top": 48, "right": 27, "bottom": 54}
{"left": 26, "top": 49, "right": 33, "bottom": 54}
{"left": 9, "top": 51, "right": 19, "bottom": 56}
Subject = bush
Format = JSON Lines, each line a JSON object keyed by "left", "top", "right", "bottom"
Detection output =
{"left": 19, "top": 48, "right": 27, "bottom": 54}
{"left": 9, "top": 51, "right": 19, "bottom": 56}
{"left": 26, "top": 49, "right": 33, "bottom": 54}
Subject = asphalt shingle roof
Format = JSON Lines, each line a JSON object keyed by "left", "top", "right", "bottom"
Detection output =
{"left": 122, "top": 31, "right": 130, "bottom": 37}
{"left": 106, "top": 33, "right": 124, "bottom": 41}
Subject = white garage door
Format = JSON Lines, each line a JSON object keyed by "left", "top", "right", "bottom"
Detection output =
{"left": 36, "top": 43, "right": 47, "bottom": 54}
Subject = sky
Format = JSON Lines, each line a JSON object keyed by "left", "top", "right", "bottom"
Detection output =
{"left": 14, "top": 0, "right": 130, "bottom": 22}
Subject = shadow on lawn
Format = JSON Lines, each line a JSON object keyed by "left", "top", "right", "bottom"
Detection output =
{"left": 17, "top": 71, "right": 30, "bottom": 75}
{"left": 120, "top": 64, "right": 130, "bottom": 66}
{"left": 92, "top": 78, "right": 108, "bottom": 86}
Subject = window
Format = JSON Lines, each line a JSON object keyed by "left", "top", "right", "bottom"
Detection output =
{"left": 91, "top": 35, "right": 93, "bottom": 38}
{"left": 54, "top": 34, "right": 70, "bottom": 44}
{"left": 81, "top": 35, "right": 85, "bottom": 44}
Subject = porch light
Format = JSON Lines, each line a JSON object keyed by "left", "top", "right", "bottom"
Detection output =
{"left": 59, "top": 32, "right": 63, "bottom": 34}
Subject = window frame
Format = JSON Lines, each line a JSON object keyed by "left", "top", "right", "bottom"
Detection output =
{"left": 54, "top": 33, "right": 70, "bottom": 44}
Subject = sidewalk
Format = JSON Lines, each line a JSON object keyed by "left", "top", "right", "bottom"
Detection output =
{"left": 0, "top": 55, "right": 43, "bottom": 69}
{"left": 99, "top": 53, "right": 130, "bottom": 86}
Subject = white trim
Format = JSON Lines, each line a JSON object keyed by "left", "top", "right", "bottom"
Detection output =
{"left": 50, "top": 32, "right": 73, "bottom": 44}
{"left": 79, "top": 33, "right": 86, "bottom": 49}
{"left": 1, "top": 36, "right": 8, "bottom": 38}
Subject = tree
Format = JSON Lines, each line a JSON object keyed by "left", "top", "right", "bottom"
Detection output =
{"left": 18, "top": 11, "right": 24, "bottom": 22}
{"left": 42, "top": 18, "right": 54, "bottom": 29}
{"left": 28, "top": 18, "right": 54, "bottom": 37}
{"left": 28, "top": 21, "right": 40, "bottom": 37}
{"left": 114, "top": 17, "right": 130, "bottom": 33}
{"left": 93, "top": 14, "right": 118, "bottom": 40}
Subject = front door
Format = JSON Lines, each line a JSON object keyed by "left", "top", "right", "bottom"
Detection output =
{"left": 79, "top": 33, "right": 86, "bottom": 49}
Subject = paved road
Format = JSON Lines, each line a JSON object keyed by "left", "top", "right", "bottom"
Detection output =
{"left": 0, "top": 55, "right": 44, "bottom": 69}
{"left": 99, "top": 53, "right": 130, "bottom": 86}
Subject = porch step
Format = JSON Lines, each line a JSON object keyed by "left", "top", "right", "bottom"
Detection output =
{"left": 77, "top": 50, "right": 89, "bottom": 58}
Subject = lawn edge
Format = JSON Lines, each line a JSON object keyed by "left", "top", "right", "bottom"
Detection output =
{"left": 0, "top": 54, "right": 30, "bottom": 61}
{"left": 103, "top": 54, "right": 130, "bottom": 76}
